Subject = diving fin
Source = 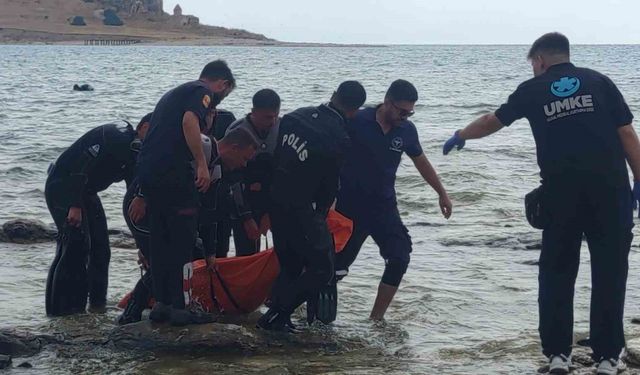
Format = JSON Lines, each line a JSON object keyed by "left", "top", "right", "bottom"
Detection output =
{"left": 315, "top": 282, "right": 337, "bottom": 324}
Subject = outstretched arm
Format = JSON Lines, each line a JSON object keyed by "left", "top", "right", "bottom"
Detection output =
{"left": 410, "top": 153, "right": 452, "bottom": 219}
{"left": 443, "top": 113, "right": 505, "bottom": 155}
{"left": 459, "top": 113, "right": 505, "bottom": 140}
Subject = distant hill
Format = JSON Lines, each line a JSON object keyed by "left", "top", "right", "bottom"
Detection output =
{"left": 0, "top": 0, "right": 278, "bottom": 44}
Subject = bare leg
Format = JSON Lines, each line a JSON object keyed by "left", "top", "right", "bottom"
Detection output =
{"left": 370, "top": 282, "right": 398, "bottom": 320}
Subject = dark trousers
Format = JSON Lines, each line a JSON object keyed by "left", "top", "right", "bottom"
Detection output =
{"left": 45, "top": 177, "right": 110, "bottom": 315}
{"left": 146, "top": 194, "right": 198, "bottom": 310}
{"left": 539, "top": 174, "right": 633, "bottom": 360}
{"left": 334, "top": 205, "right": 412, "bottom": 278}
{"left": 269, "top": 205, "right": 334, "bottom": 315}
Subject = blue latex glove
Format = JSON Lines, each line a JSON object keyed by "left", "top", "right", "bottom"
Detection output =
{"left": 633, "top": 181, "right": 640, "bottom": 216}
{"left": 443, "top": 130, "right": 466, "bottom": 155}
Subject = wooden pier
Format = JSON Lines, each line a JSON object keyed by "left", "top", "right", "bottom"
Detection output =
{"left": 84, "top": 39, "right": 142, "bottom": 46}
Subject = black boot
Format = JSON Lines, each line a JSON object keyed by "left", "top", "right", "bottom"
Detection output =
{"left": 117, "top": 298, "right": 145, "bottom": 325}
{"left": 257, "top": 308, "right": 296, "bottom": 333}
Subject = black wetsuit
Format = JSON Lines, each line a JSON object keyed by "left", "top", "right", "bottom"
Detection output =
{"left": 224, "top": 115, "right": 280, "bottom": 255}
{"left": 136, "top": 80, "right": 214, "bottom": 310}
{"left": 203, "top": 109, "right": 240, "bottom": 257}
{"left": 45, "top": 122, "right": 138, "bottom": 316}
{"left": 268, "top": 103, "right": 350, "bottom": 316}
{"left": 494, "top": 63, "right": 634, "bottom": 360}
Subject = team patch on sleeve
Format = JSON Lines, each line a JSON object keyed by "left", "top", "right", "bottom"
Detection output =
{"left": 202, "top": 94, "right": 211, "bottom": 109}
{"left": 87, "top": 144, "right": 101, "bottom": 158}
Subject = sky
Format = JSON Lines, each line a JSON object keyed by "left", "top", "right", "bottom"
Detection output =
{"left": 163, "top": 0, "right": 640, "bottom": 44}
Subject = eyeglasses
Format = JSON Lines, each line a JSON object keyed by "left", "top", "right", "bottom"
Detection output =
{"left": 390, "top": 102, "right": 415, "bottom": 118}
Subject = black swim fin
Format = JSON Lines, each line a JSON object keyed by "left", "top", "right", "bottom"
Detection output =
{"left": 315, "top": 282, "right": 337, "bottom": 324}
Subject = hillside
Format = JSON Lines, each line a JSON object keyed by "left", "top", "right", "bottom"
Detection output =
{"left": 0, "top": 0, "right": 278, "bottom": 45}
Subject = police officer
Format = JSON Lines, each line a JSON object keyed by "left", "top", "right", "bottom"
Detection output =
{"left": 45, "top": 113, "right": 151, "bottom": 316}
{"left": 335, "top": 79, "right": 452, "bottom": 321}
{"left": 117, "top": 128, "right": 257, "bottom": 325}
{"left": 224, "top": 89, "right": 282, "bottom": 255}
{"left": 257, "top": 81, "right": 367, "bottom": 331}
{"left": 136, "top": 60, "right": 235, "bottom": 325}
{"left": 443, "top": 33, "right": 639, "bottom": 375}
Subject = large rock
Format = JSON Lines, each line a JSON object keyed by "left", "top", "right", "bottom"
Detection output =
{"left": 108, "top": 321, "right": 264, "bottom": 352}
{"left": 0, "top": 331, "right": 53, "bottom": 356}
{"left": 103, "top": 9, "right": 124, "bottom": 26}
{"left": 2, "top": 219, "right": 55, "bottom": 244}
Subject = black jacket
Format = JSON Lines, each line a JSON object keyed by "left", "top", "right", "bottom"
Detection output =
{"left": 271, "top": 103, "right": 350, "bottom": 210}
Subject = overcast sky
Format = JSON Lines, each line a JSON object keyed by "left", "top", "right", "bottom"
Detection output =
{"left": 163, "top": 0, "right": 639, "bottom": 44}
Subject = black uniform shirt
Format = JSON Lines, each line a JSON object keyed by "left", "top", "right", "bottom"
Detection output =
{"left": 271, "top": 103, "right": 350, "bottom": 209}
{"left": 137, "top": 80, "right": 214, "bottom": 185}
{"left": 495, "top": 62, "right": 634, "bottom": 179}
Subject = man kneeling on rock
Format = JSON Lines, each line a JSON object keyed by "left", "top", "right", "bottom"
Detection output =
{"left": 45, "top": 113, "right": 151, "bottom": 316}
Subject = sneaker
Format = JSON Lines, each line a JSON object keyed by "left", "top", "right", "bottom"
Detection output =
{"left": 548, "top": 354, "right": 571, "bottom": 374}
{"left": 596, "top": 358, "right": 618, "bottom": 375}
{"left": 169, "top": 308, "right": 215, "bottom": 326}
{"left": 149, "top": 302, "right": 171, "bottom": 323}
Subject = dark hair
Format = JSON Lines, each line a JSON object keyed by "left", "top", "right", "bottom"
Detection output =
{"left": 527, "top": 32, "right": 570, "bottom": 59}
{"left": 220, "top": 127, "right": 259, "bottom": 149}
{"left": 137, "top": 112, "right": 153, "bottom": 130}
{"left": 252, "top": 89, "right": 281, "bottom": 110}
{"left": 334, "top": 80, "right": 366, "bottom": 110}
{"left": 385, "top": 79, "right": 418, "bottom": 102}
{"left": 200, "top": 60, "right": 236, "bottom": 89}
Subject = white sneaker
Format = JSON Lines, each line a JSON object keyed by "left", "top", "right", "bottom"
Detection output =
{"left": 596, "top": 358, "right": 618, "bottom": 375}
{"left": 549, "top": 354, "right": 571, "bottom": 374}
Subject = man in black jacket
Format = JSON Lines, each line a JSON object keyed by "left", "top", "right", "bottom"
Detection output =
{"left": 257, "top": 81, "right": 366, "bottom": 331}
{"left": 45, "top": 114, "right": 150, "bottom": 316}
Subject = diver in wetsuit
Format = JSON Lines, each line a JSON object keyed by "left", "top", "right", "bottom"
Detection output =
{"left": 44, "top": 113, "right": 150, "bottom": 316}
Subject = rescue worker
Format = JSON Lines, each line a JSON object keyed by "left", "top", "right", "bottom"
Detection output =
{"left": 335, "top": 79, "right": 452, "bottom": 321}
{"left": 257, "top": 81, "right": 367, "bottom": 331}
{"left": 118, "top": 128, "right": 257, "bottom": 325}
{"left": 224, "top": 88, "right": 282, "bottom": 255}
{"left": 45, "top": 113, "right": 150, "bottom": 316}
{"left": 136, "top": 60, "right": 235, "bottom": 326}
{"left": 443, "top": 32, "right": 639, "bottom": 375}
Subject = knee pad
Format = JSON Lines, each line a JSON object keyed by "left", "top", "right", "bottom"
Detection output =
{"left": 381, "top": 258, "right": 409, "bottom": 287}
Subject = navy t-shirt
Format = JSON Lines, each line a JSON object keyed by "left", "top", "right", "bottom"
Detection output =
{"left": 338, "top": 106, "right": 423, "bottom": 212}
{"left": 138, "top": 80, "right": 214, "bottom": 185}
{"left": 495, "top": 62, "right": 633, "bottom": 180}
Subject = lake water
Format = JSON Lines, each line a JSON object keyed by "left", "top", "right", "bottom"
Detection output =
{"left": 1, "top": 44, "right": 639, "bottom": 374}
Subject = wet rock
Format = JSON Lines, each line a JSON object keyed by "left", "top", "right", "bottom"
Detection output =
{"left": 2, "top": 219, "right": 56, "bottom": 244}
{"left": 625, "top": 338, "right": 640, "bottom": 366}
{"left": 17, "top": 361, "right": 32, "bottom": 368}
{"left": 632, "top": 317, "right": 640, "bottom": 325}
{"left": 108, "top": 321, "right": 265, "bottom": 352}
{"left": 0, "top": 354, "right": 11, "bottom": 369}
{"left": 0, "top": 330, "right": 58, "bottom": 356}
{"left": 73, "top": 84, "right": 94, "bottom": 91}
